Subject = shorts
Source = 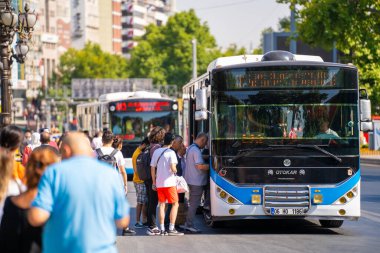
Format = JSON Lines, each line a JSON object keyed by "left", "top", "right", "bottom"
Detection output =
{"left": 134, "top": 182, "right": 147, "bottom": 204}
{"left": 157, "top": 186, "right": 178, "bottom": 204}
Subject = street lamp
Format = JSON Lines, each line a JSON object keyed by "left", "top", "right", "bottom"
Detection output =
{"left": 0, "top": 1, "right": 37, "bottom": 127}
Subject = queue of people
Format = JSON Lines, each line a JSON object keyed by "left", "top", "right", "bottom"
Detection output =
{"left": 0, "top": 124, "right": 211, "bottom": 251}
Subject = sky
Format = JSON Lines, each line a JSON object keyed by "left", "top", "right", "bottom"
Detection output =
{"left": 176, "top": 0, "right": 290, "bottom": 51}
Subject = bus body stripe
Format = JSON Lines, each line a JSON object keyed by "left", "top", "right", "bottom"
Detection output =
{"left": 210, "top": 164, "right": 360, "bottom": 205}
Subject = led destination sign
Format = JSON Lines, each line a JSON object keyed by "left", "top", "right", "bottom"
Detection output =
{"left": 110, "top": 101, "right": 174, "bottom": 112}
{"left": 216, "top": 66, "right": 355, "bottom": 89}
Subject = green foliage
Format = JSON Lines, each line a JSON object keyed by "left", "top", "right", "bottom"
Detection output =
{"left": 129, "top": 10, "right": 220, "bottom": 87}
{"left": 222, "top": 44, "right": 246, "bottom": 56}
{"left": 277, "top": 0, "right": 380, "bottom": 113}
{"left": 55, "top": 43, "right": 129, "bottom": 86}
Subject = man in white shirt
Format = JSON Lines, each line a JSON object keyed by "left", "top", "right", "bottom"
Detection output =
{"left": 151, "top": 133, "right": 183, "bottom": 236}
{"left": 91, "top": 131, "right": 103, "bottom": 150}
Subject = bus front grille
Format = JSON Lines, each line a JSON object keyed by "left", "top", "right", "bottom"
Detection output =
{"left": 263, "top": 186, "right": 310, "bottom": 214}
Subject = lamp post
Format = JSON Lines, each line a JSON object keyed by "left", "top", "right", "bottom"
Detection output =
{"left": 0, "top": 1, "right": 37, "bottom": 127}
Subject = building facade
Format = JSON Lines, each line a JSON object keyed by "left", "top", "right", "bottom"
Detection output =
{"left": 121, "top": 0, "right": 176, "bottom": 57}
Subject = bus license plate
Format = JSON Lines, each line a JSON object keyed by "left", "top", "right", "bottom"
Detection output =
{"left": 270, "top": 208, "right": 305, "bottom": 215}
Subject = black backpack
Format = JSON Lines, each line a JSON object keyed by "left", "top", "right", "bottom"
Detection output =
{"left": 96, "top": 148, "right": 118, "bottom": 169}
{"left": 136, "top": 147, "right": 152, "bottom": 181}
{"left": 136, "top": 146, "right": 168, "bottom": 181}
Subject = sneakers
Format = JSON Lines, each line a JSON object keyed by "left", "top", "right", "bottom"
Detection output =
{"left": 179, "top": 224, "right": 201, "bottom": 233}
{"left": 160, "top": 230, "right": 168, "bottom": 236}
{"left": 134, "top": 222, "right": 145, "bottom": 229}
{"left": 167, "top": 229, "right": 184, "bottom": 236}
{"left": 146, "top": 226, "right": 161, "bottom": 236}
{"left": 122, "top": 228, "right": 136, "bottom": 236}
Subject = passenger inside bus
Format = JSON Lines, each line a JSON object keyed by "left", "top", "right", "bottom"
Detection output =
{"left": 112, "top": 117, "right": 122, "bottom": 135}
{"left": 315, "top": 119, "right": 340, "bottom": 139}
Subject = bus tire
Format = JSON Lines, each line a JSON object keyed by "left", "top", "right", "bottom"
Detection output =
{"left": 319, "top": 220, "right": 344, "bottom": 228}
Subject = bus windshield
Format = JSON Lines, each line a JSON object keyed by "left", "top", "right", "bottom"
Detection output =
{"left": 212, "top": 66, "right": 359, "bottom": 156}
{"left": 110, "top": 111, "right": 178, "bottom": 142}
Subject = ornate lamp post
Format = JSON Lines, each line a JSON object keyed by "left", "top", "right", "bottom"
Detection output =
{"left": 0, "top": 1, "right": 37, "bottom": 127}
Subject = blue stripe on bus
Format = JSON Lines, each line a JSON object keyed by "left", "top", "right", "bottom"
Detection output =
{"left": 210, "top": 167, "right": 360, "bottom": 205}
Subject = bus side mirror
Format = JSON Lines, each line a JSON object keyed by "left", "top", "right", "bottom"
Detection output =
{"left": 195, "top": 111, "right": 208, "bottom": 121}
{"left": 361, "top": 122, "right": 373, "bottom": 132}
{"left": 195, "top": 88, "right": 208, "bottom": 121}
{"left": 359, "top": 89, "right": 373, "bottom": 132}
{"left": 195, "top": 88, "right": 207, "bottom": 111}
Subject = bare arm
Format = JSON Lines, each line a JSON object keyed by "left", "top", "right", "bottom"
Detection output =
{"left": 28, "top": 207, "right": 50, "bottom": 227}
{"left": 118, "top": 165, "right": 128, "bottom": 189}
{"left": 115, "top": 216, "right": 130, "bottom": 229}
{"left": 195, "top": 163, "right": 209, "bottom": 171}
{"left": 151, "top": 166, "right": 156, "bottom": 186}
{"left": 170, "top": 163, "right": 177, "bottom": 173}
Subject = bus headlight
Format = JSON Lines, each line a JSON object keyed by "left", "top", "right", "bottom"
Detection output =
{"left": 333, "top": 183, "right": 359, "bottom": 205}
{"left": 313, "top": 194, "right": 323, "bottom": 204}
{"left": 216, "top": 187, "right": 241, "bottom": 205}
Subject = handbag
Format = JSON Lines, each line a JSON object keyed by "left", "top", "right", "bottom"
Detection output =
{"left": 176, "top": 175, "right": 189, "bottom": 193}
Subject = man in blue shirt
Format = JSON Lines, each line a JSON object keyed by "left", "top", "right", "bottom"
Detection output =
{"left": 28, "top": 132, "right": 129, "bottom": 253}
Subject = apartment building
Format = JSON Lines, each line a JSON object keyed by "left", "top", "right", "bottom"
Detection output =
{"left": 121, "top": 0, "right": 176, "bottom": 57}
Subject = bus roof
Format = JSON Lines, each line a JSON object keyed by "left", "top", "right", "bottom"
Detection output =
{"left": 207, "top": 54, "right": 323, "bottom": 72}
{"left": 98, "top": 91, "right": 164, "bottom": 102}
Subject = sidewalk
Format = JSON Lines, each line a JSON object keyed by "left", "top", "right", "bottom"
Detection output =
{"left": 360, "top": 148, "right": 380, "bottom": 165}
{"left": 360, "top": 155, "right": 380, "bottom": 165}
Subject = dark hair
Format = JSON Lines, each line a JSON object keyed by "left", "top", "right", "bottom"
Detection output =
{"left": 141, "top": 137, "right": 149, "bottom": 146}
{"left": 25, "top": 129, "right": 32, "bottom": 134}
{"left": 102, "top": 130, "right": 114, "bottom": 144}
{"left": 0, "top": 125, "right": 23, "bottom": 151}
{"left": 164, "top": 132, "right": 175, "bottom": 145}
{"left": 40, "top": 132, "right": 50, "bottom": 144}
{"left": 112, "top": 136, "right": 123, "bottom": 149}
{"left": 148, "top": 126, "right": 165, "bottom": 144}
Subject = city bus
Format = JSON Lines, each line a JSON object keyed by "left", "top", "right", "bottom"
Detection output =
{"left": 77, "top": 91, "right": 179, "bottom": 175}
{"left": 182, "top": 50, "right": 372, "bottom": 228}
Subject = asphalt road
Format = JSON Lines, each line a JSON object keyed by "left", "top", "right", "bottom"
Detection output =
{"left": 117, "top": 163, "right": 380, "bottom": 253}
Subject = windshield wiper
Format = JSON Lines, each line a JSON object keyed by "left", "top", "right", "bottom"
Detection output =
{"left": 295, "top": 144, "right": 342, "bottom": 163}
{"left": 229, "top": 146, "right": 292, "bottom": 163}
{"left": 229, "top": 144, "right": 342, "bottom": 164}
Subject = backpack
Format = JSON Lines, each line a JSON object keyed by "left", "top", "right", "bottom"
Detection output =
{"left": 96, "top": 148, "right": 118, "bottom": 169}
{"left": 136, "top": 147, "right": 152, "bottom": 181}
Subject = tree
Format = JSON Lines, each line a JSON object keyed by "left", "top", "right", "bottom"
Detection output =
{"left": 277, "top": 0, "right": 380, "bottom": 112}
{"left": 129, "top": 10, "right": 221, "bottom": 87}
{"left": 222, "top": 44, "right": 246, "bottom": 56}
{"left": 56, "top": 42, "right": 128, "bottom": 87}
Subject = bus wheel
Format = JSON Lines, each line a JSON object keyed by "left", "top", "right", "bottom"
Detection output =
{"left": 319, "top": 220, "right": 344, "bottom": 228}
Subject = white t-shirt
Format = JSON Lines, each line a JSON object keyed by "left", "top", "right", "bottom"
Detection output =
{"left": 150, "top": 147, "right": 178, "bottom": 188}
{"left": 95, "top": 147, "right": 125, "bottom": 168}
{"left": 0, "top": 178, "right": 26, "bottom": 221}
{"left": 91, "top": 137, "right": 103, "bottom": 150}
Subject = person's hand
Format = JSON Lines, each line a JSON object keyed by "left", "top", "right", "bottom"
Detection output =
{"left": 124, "top": 185, "right": 128, "bottom": 195}
{"left": 152, "top": 184, "right": 157, "bottom": 191}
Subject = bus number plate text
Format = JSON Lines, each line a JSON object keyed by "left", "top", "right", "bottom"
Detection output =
{"left": 270, "top": 208, "right": 306, "bottom": 216}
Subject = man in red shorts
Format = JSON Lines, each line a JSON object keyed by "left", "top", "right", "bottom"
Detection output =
{"left": 151, "top": 132, "right": 183, "bottom": 236}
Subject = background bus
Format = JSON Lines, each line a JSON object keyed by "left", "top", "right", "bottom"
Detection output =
{"left": 182, "top": 51, "right": 372, "bottom": 228}
{"left": 77, "top": 91, "right": 179, "bottom": 175}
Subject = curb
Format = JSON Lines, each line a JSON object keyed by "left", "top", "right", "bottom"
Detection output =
{"left": 360, "top": 158, "right": 380, "bottom": 166}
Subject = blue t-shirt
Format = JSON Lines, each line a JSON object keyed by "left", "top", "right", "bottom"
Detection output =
{"left": 32, "top": 156, "right": 129, "bottom": 253}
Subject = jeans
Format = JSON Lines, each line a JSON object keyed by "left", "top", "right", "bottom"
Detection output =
{"left": 144, "top": 179, "right": 158, "bottom": 228}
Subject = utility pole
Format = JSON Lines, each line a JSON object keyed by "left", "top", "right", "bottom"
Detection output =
{"left": 192, "top": 38, "right": 197, "bottom": 80}
{"left": 290, "top": 4, "right": 297, "bottom": 54}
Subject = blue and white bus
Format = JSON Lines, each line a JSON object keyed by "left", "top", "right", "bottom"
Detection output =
{"left": 77, "top": 91, "right": 179, "bottom": 176}
{"left": 182, "top": 51, "right": 372, "bottom": 228}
